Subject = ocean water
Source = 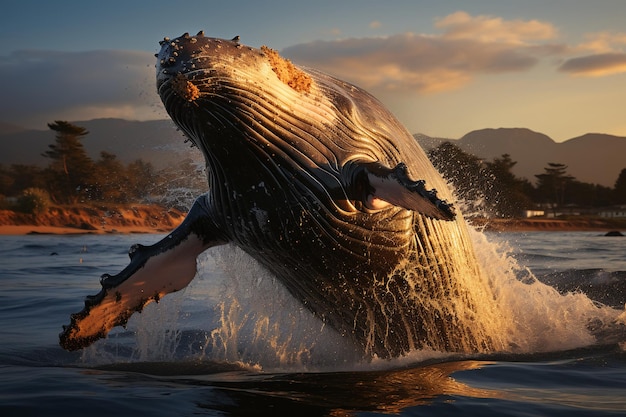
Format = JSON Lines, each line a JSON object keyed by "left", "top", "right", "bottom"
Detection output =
{"left": 1, "top": 230, "right": 625, "bottom": 416}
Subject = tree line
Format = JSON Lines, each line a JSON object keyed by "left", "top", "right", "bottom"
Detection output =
{"left": 2, "top": 122, "right": 624, "bottom": 218}
{"left": 428, "top": 142, "right": 626, "bottom": 218}
{"left": 0, "top": 121, "right": 205, "bottom": 214}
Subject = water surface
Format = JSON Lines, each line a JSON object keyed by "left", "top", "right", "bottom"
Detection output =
{"left": 1, "top": 231, "right": 625, "bottom": 416}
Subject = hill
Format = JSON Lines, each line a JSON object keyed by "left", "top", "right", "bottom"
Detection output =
{"left": 416, "top": 128, "right": 626, "bottom": 187}
{"left": 1, "top": 119, "right": 624, "bottom": 187}
{"left": 0, "top": 118, "right": 198, "bottom": 169}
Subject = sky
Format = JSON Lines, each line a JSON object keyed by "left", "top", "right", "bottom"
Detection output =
{"left": 1, "top": 0, "right": 626, "bottom": 142}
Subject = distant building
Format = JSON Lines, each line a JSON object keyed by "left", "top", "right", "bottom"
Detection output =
{"left": 598, "top": 206, "right": 626, "bottom": 218}
{"left": 523, "top": 210, "right": 545, "bottom": 218}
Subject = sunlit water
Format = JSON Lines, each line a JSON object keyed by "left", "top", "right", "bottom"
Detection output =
{"left": 1, "top": 230, "right": 625, "bottom": 416}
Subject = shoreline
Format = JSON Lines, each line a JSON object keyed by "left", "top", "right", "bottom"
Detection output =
{"left": 0, "top": 224, "right": 174, "bottom": 235}
{"left": 0, "top": 211, "right": 624, "bottom": 236}
{"left": 0, "top": 205, "right": 185, "bottom": 236}
{"left": 1, "top": 203, "right": 625, "bottom": 236}
{"left": 469, "top": 217, "right": 626, "bottom": 233}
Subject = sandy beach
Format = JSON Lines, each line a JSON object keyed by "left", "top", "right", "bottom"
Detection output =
{"left": 1, "top": 205, "right": 625, "bottom": 235}
{"left": 0, "top": 205, "right": 185, "bottom": 235}
{"left": 0, "top": 224, "right": 175, "bottom": 235}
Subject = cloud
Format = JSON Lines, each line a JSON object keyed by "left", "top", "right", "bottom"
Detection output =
{"left": 559, "top": 52, "right": 626, "bottom": 77}
{"left": 369, "top": 21, "right": 381, "bottom": 29}
{"left": 435, "top": 11, "right": 557, "bottom": 44}
{"left": 3, "top": 11, "right": 620, "bottom": 130}
{"left": 576, "top": 31, "right": 626, "bottom": 53}
{"left": 0, "top": 49, "right": 166, "bottom": 127}
{"left": 559, "top": 31, "right": 626, "bottom": 76}
{"left": 283, "top": 12, "right": 564, "bottom": 95}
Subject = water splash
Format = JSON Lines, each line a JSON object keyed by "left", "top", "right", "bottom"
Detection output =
{"left": 194, "top": 246, "right": 364, "bottom": 371}
{"left": 82, "top": 226, "right": 624, "bottom": 371}
{"left": 468, "top": 228, "right": 619, "bottom": 353}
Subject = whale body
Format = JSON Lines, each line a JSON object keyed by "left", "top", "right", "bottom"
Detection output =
{"left": 60, "top": 33, "right": 505, "bottom": 358}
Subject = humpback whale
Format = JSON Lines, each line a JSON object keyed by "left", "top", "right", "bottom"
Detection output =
{"left": 60, "top": 33, "right": 506, "bottom": 358}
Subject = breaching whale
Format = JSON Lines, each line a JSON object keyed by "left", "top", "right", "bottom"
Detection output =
{"left": 60, "top": 33, "right": 505, "bottom": 358}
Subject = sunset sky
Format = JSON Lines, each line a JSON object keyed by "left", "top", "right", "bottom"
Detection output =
{"left": 2, "top": 0, "right": 625, "bottom": 142}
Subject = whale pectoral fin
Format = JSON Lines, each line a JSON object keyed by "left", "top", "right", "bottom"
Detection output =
{"left": 361, "top": 162, "right": 456, "bottom": 221}
{"left": 59, "top": 196, "right": 227, "bottom": 351}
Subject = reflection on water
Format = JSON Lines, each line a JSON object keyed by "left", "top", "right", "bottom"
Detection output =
{"left": 96, "top": 360, "right": 500, "bottom": 416}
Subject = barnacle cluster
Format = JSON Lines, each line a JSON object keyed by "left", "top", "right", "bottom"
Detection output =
{"left": 261, "top": 45, "right": 312, "bottom": 93}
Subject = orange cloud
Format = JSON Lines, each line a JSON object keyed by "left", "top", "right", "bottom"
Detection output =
{"left": 559, "top": 52, "right": 626, "bottom": 77}
{"left": 284, "top": 12, "right": 565, "bottom": 96}
{"left": 435, "top": 11, "right": 557, "bottom": 44}
{"left": 560, "top": 31, "right": 626, "bottom": 76}
{"left": 577, "top": 31, "right": 626, "bottom": 53}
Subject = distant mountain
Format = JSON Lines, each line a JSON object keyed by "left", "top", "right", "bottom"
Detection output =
{"left": 416, "top": 128, "right": 626, "bottom": 187}
{"left": 0, "top": 118, "right": 199, "bottom": 169}
{"left": 0, "top": 122, "right": 27, "bottom": 136}
{"left": 1, "top": 119, "right": 624, "bottom": 187}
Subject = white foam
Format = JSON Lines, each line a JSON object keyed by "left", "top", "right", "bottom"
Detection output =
{"left": 86, "top": 227, "right": 623, "bottom": 371}
{"left": 468, "top": 228, "right": 619, "bottom": 353}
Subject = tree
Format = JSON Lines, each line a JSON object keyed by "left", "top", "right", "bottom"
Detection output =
{"left": 0, "top": 164, "right": 14, "bottom": 196}
{"left": 92, "top": 151, "right": 126, "bottom": 202}
{"left": 567, "top": 180, "right": 613, "bottom": 207}
{"left": 42, "top": 121, "right": 94, "bottom": 203}
{"left": 15, "top": 188, "right": 51, "bottom": 215}
{"left": 7, "top": 164, "right": 45, "bottom": 196}
{"left": 484, "top": 154, "right": 535, "bottom": 217}
{"left": 428, "top": 142, "right": 490, "bottom": 216}
{"left": 125, "top": 159, "right": 157, "bottom": 201}
{"left": 614, "top": 168, "right": 626, "bottom": 204}
{"left": 535, "top": 163, "right": 574, "bottom": 215}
